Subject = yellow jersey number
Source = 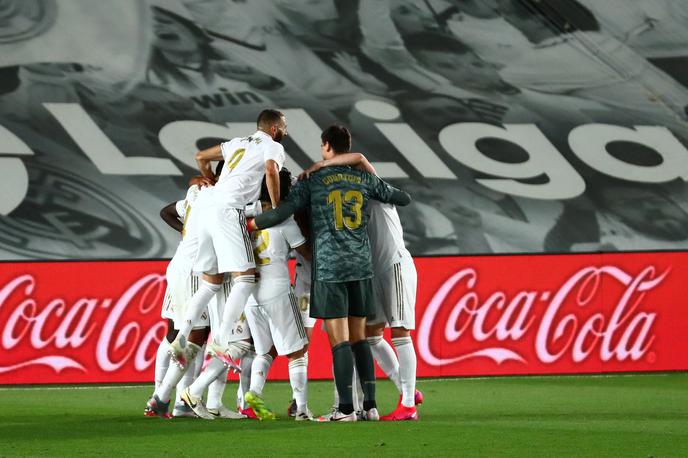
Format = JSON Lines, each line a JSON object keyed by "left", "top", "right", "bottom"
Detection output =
{"left": 327, "top": 190, "right": 363, "bottom": 230}
{"left": 253, "top": 230, "right": 271, "bottom": 266}
{"left": 226, "top": 148, "right": 245, "bottom": 172}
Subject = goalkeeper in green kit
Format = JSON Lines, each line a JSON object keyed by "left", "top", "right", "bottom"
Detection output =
{"left": 248, "top": 125, "right": 411, "bottom": 421}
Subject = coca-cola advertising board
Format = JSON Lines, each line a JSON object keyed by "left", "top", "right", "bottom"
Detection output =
{"left": 0, "top": 252, "right": 686, "bottom": 385}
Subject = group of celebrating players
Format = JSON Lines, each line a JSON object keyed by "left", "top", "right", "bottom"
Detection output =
{"left": 145, "top": 109, "right": 422, "bottom": 422}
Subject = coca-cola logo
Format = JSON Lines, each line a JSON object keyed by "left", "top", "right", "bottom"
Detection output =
{"left": 0, "top": 273, "right": 166, "bottom": 375}
{"left": 418, "top": 265, "right": 667, "bottom": 367}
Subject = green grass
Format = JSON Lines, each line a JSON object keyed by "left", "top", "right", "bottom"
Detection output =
{"left": 0, "top": 374, "right": 687, "bottom": 457}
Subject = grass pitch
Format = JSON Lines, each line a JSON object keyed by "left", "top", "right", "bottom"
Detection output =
{"left": 0, "top": 373, "right": 686, "bottom": 457}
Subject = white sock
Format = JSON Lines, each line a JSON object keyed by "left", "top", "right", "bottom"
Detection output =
{"left": 352, "top": 366, "right": 363, "bottom": 412}
{"left": 154, "top": 338, "right": 171, "bottom": 390}
{"left": 367, "top": 335, "right": 401, "bottom": 393}
{"left": 249, "top": 354, "right": 273, "bottom": 397}
{"left": 288, "top": 357, "right": 308, "bottom": 412}
{"left": 238, "top": 347, "right": 255, "bottom": 408}
{"left": 178, "top": 281, "right": 221, "bottom": 340}
{"left": 207, "top": 367, "right": 228, "bottom": 410}
{"left": 393, "top": 336, "right": 417, "bottom": 408}
{"left": 155, "top": 342, "right": 200, "bottom": 403}
{"left": 217, "top": 276, "right": 255, "bottom": 343}
{"left": 174, "top": 344, "right": 204, "bottom": 405}
{"left": 189, "top": 357, "right": 225, "bottom": 398}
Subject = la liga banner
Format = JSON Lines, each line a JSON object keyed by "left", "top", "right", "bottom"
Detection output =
{"left": 0, "top": 252, "right": 686, "bottom": 385}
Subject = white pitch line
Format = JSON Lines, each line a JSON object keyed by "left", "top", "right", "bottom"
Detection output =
{"left": 0, "top": 372, "right": 683, "bottom": 391}
{"left": 0, "top": 384, "right": 147, "bottom": 392}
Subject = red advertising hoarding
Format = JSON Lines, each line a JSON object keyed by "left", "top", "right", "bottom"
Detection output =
{"left": 0, "top": 252, "right": 686, "bottom": 385}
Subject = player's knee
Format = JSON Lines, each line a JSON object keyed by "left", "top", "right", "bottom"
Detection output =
{"left": 365, "top": 323, "right": 385, "bottom": 338}
{"left": 366, "top": 335, "right": 383, "bottom": 346}
{"left": 202, "top": 273, "right": 224, "bottom": 285}
{"left": 189, "top": 327, "right": 209, "bottom": 345}
{"left": 390, "top": 327, "right": 411, "bottom": 339}
{"left": 232, "top": 274, "right": 256, "bottom": 293}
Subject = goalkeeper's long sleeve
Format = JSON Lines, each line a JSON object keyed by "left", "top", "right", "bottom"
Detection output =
{"left": 254, "top": 201, "right": 298, "bottom": 230}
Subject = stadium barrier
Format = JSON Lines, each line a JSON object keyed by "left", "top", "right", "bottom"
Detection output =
{"left": 0, "top": 252, "right": 685, "bottom": 384}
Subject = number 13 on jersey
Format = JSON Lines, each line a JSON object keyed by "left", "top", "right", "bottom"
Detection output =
{"left": 327, "top": 190, "right": 363, "bottom": 230}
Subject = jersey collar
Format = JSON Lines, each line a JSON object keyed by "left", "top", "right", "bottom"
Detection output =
{"left": 254, "top": 130, "right": 273, "bottom": 142}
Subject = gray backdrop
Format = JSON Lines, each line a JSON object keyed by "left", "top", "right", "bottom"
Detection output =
{"left": 2, "top": 0, "right": 688, "bottom": 260}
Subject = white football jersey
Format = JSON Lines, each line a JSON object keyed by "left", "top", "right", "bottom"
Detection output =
{"left": 367, "top": 201, "right": 410, "bottom": 272}
{"left": 214, "top": 130, "right": 285, "bottom": 208}
{"left": 168, "top": 185, "right": 213, "bottom": 276}
{"left": 251, "top": 215, "right": 306, "bottom": 304}
{"left": 294, "top": 251, "right": 311, "bottom": 298}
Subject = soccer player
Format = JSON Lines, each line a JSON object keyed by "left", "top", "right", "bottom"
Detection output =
{"left": 147, "top": 165, "right": 244, "bottom": 419}
{"left": 302, "top": 152, "right": 423, "bottom": 421}
{"left": 168, "top": 109, "right": 286, "bottom": 371}
{"left": 240, "top": 169, "right": 313, "bottom": 421}
{"left": 249, "top": 125, "right": 411, "bottom": 421}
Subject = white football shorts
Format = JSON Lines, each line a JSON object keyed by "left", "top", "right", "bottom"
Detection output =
{"left": 207, "top": 278, "right": 251, "bottom": 342}
{"left": 193, "top": 205, "right": 255, "bottom": 275}
{"left": 245, "top": 291, "right": 308, "bottom": 356}
{"left": 163, "top": 270, "right": 210, "bottom": 330}
{"left": 297, "top": 293, "right": 316, "bottom": 329}
{"left": 368, "top": 253, "right": 417, "bottom": 330}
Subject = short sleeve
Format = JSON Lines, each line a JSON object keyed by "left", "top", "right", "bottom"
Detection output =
{"left": 175, "top": 200, "right": 186, "bottom": 219}
{"left": 279, "top": 216, "right": 306, "bottom": 249}
{"left": 263, "top": 142, "right": 285, "bottom": 169}
{"left": 284, "top": 179, "right": 310, "bottom": 211}
{"left": 220, "top": 140, "right": 235, "bottom": 161}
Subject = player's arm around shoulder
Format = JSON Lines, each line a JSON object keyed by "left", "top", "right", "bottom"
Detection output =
{"left": 367, "top": 173, "right": 412, "bottom": 207}
{"left": 195, "top": 143, "right": 224, "bottom": 180}
{"left": 280, "top": 215, "right": 311, "bottom": 261}
{"left": 299, "top": 152, "right": 376, "bottom": 179}
{"left": 251, "top": 180, "right": 310, "bottom": 231}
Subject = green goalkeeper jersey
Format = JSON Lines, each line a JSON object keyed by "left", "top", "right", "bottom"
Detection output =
{"left": 254, "top": 166, "right": 411, "bottom": 282}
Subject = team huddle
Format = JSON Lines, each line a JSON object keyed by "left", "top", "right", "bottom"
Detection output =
{"left": 146, "top": 109, "right": 421, "bottom": 422}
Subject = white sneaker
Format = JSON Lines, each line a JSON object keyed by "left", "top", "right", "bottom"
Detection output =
{"left": 180, "top": 388, "right": 214, "bottom": 420}
{"left": 295, "top": 408, "right": 314, "bottom": 421}
{"left": 318, "top": 405, "right": 338, "bottom": 421}
{"left": 207, "top": 404, "right": 247, "bottom": 419}
{"left": 172, "top": 403, "right": 197, "bottom": 418}
{"left": 362, "top": 407, "right": 379, "bottom": 421}
{"left": 317, "top": 408, "right": 357, "bottom": 422}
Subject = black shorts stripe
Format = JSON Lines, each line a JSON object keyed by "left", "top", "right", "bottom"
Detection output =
{"left": 238, "top": 209, "right": 254, "bottom": 263}
{"left": 394, "top": 263, "right": 403, "bottom": 321}
{"left": 190, "top": 275, "right": 199, "bottom": 295}
{"left": 289, "top": 292, "right": 306, "bottom": 339}
{"left": 223, "top": 279, "right": 230, "bottom": 301}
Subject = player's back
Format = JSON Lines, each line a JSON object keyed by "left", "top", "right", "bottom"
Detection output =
{"left": 251, "top": 216, "right": 305, "bottom": 304}
{"left": 367, "top": 201, "right": 408, "bottom": 272}
{"left": 214, "top": 131, "right": 285, "bottom": 208}
{"left": 169, "top": 185, "right": 213, "bottom": 275}
{"left": 305, "top": 166, "right": 387, "bottom": 283}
